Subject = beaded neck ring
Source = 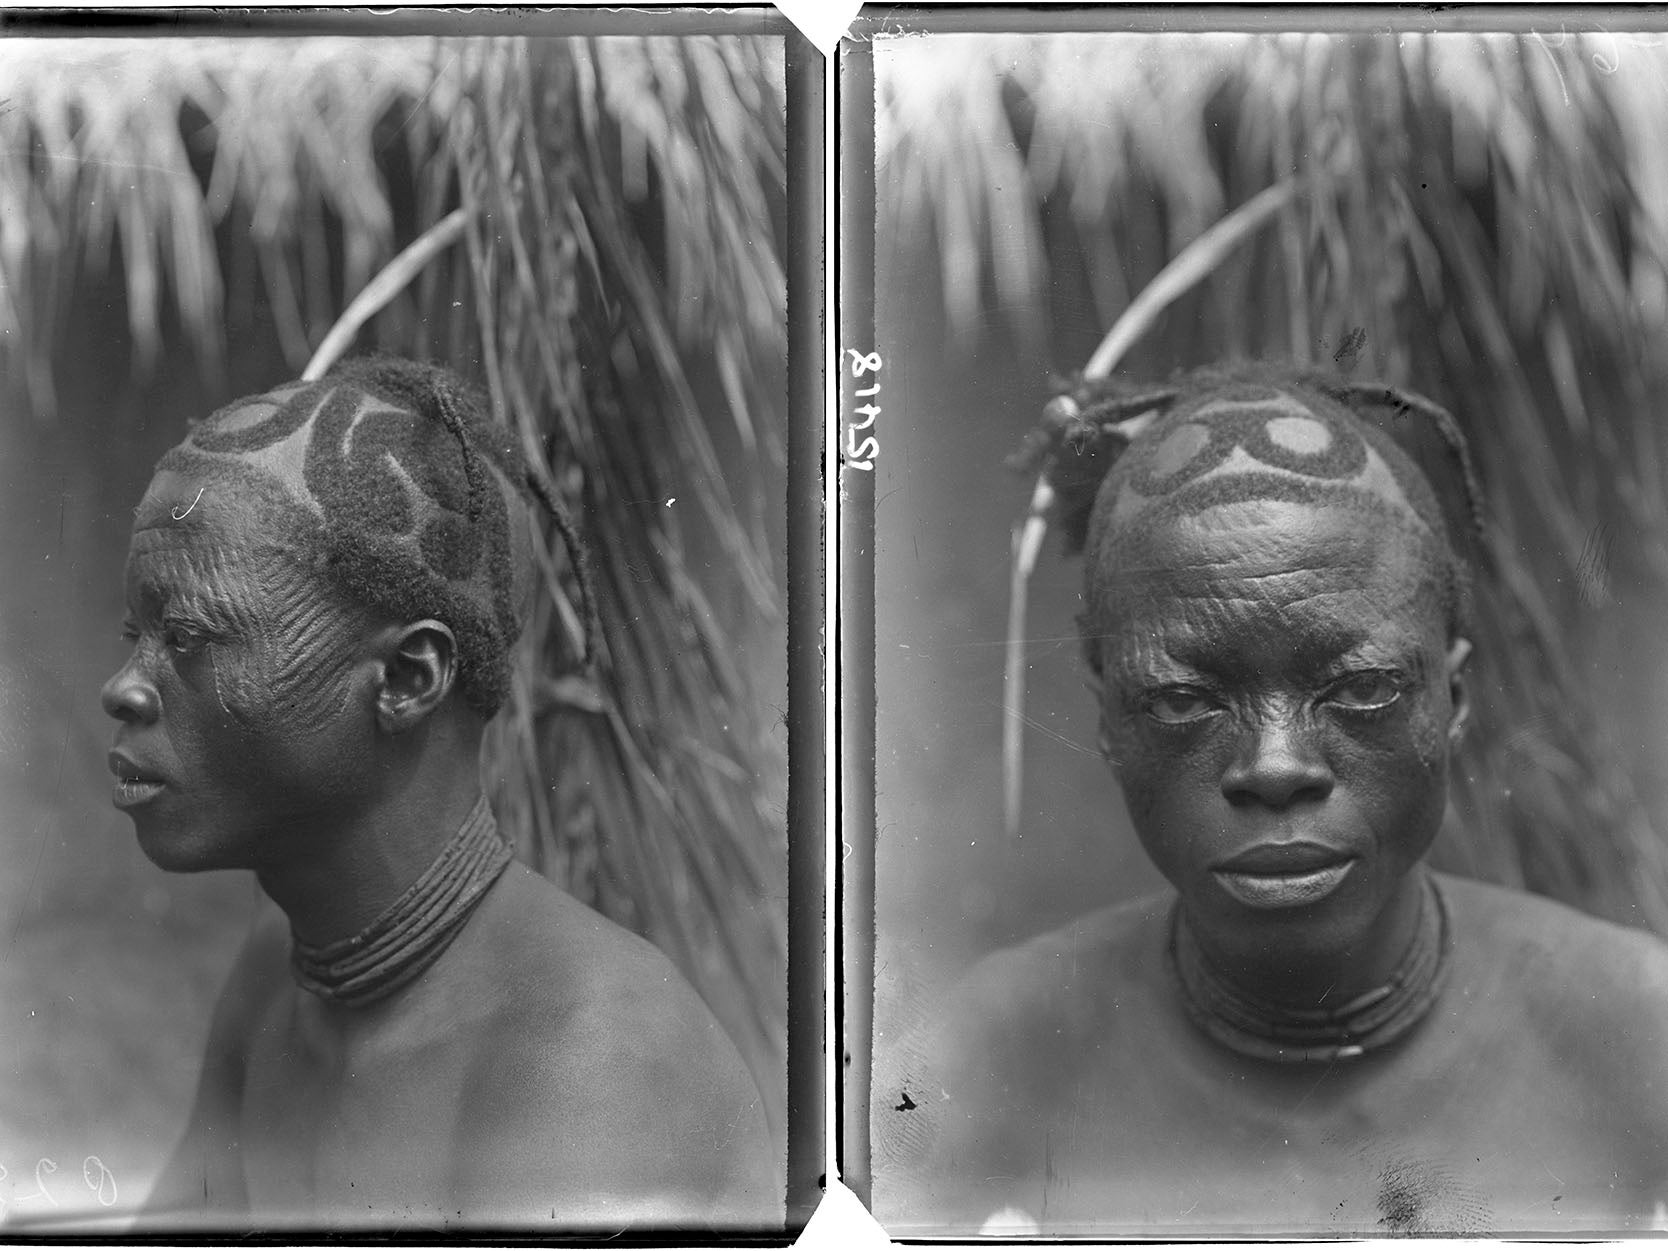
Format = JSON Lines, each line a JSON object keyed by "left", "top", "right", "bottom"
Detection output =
{"left": 1167, "top": 871, "right": 1453, "bottom": 1064}
{"left": 290, "top": 796, "right": 513, "bottom": 1007}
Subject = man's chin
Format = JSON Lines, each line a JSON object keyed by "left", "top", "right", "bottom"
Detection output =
{"left": 131, "top": 818, "right": 234, "bottom": 874}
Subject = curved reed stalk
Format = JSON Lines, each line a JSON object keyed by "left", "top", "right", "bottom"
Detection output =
{"left": 1002, "top": 179, "right": 1305, "bottom": 838}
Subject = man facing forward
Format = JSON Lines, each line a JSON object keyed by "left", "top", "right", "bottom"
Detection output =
{"left": 104, "top": 358, "right": 777, "bottom": 1231}
{"left": 881, "top": 364, "right": 1668, "bottom": 1236}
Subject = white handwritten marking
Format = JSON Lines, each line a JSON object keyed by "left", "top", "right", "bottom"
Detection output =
{"left": 845, "top": 348, "right": 883, "bottom": 472}
{"left": 13, "top": 1157, "right": 58, "bottom": 1208}
{"left": 82, "top": 1156, "right": 117, "bottom": 1207}
{"left": 171, "top": 488, "right": 205, "bottom": 520}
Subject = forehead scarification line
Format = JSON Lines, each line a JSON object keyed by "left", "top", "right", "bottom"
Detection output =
{"left": 1106, "top": 471, "right": 1437, "bottom": 543}
{"left": 132, "top": 509, "right": 213, "bottom": 539}
{"left": 1103, "top": 596, "right": 1431, "bottom": 670}
{"left": 125, "top": 542, "right": 258, "bottom": 624}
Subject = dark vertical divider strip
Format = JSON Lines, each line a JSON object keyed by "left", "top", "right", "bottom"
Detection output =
{"left": 784, "top": 27, "right": 828, "bottom": 1233}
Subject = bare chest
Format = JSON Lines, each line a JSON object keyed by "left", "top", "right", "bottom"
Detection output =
{"left": 234, "top": 1000, "right": 484, "bottom": 1225}
{"left": 952, "top": 1013, "right": 1664, "bottom": 1235}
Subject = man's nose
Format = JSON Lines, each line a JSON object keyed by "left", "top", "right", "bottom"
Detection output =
{"left": 1220, "top": 717, "right": 1334, "bottom": 808}
{"left": 101, "top": 657, "right": 160, "bottom": 725}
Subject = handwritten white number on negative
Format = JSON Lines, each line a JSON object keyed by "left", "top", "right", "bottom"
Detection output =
{"left": 83, "top": 1156, "right": 117, "bottom": 1207}
{"left": 15, "top": 1158, "right": 58, "bottom": 1207}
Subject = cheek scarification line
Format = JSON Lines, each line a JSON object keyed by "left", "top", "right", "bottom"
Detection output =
{"left": 261, "top": 558, "right": 363, "bottom": 728}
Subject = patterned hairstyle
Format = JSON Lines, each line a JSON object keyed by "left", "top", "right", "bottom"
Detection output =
{"left": 155, "top": 356, "right": 596, "bottom": 717}
{"left": 1011, "top": 361, "right": 1485, "bottom": 675}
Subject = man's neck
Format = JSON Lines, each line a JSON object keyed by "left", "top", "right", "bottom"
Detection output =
{"left": 255, "top": 764, "right": 486, "bottom": 947}
{"left": 1182, "top": 870, "right": 1428, "bottom": 1008}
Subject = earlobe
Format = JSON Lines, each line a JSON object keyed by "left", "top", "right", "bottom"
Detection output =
{"left": 374, "top": 620, "right": 459, "bottom": 734}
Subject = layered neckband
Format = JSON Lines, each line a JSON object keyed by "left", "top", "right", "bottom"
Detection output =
{"left": 1168, "top": 871, "right": 1451, "bottom": 1064}
{"left": 290, "top": 796, "right": 513, "bottom": 1007}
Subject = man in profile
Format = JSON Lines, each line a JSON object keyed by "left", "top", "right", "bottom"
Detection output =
{"left": 103, "top": 357, "right": 778, "bottom": 1230}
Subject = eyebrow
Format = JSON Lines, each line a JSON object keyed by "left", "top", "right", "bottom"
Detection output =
{"left": 132, "top": 507, "right": 216, "bottom": 538}
{"left": 125, "top": 560, "right": 242, "bottom": 629}
{"left": 1121, "top": 618, "right": 1422, "bottom": 679}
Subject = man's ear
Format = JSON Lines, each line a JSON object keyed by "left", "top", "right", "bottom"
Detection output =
{"left": 1445, "top": 636, "right": 1474, "bottom": 745}
{"left": 373, "top": 619, "right": 459, "bottom": 734}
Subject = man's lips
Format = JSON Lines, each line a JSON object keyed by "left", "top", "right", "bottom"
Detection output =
{"left": 1212, "top": 841, "right": 1358, "bottom": 910}
{"left": 1214, "top": 840, "right": 1352, "bottom": 875}
{"left": 108, "top": 749, "right": 168, "bottom": 809}
{"left": 108, "top": 749, "right": 167, "bottom": 785}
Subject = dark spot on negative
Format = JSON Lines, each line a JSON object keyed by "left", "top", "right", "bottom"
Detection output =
{"left": 1333, "top": 326, "right": 1367, "bottom": 367}
{"left": 895, "top": 1090, "right": 917, "bottom": 1112}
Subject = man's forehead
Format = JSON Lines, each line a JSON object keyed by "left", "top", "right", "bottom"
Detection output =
{"left": 1101, "top": 581, "right": 1436, "bottom": 674}
{"left": 1094, "top": 500, "right": 1447, "bottom": 639}
{"left": 126, "top": 475, "right": 295, "bottom": 601}
{"left": 133, "top": 472, "right": 268, "bottom": 539}
{"left": 1110, "top": 495, "right": 1430, "bottom": 572}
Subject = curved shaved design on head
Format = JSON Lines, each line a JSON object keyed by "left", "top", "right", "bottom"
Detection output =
{"left": 1087, "top": 375, "right": 1445, "bottom": 553}
{"left": 152, "top": 356, "right": 593, "bottom": 717}
{"left": 1014, "top": 362, "right": 1482, "bottom": 677}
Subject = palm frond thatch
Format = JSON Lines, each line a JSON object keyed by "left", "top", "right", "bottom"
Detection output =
{"left": 880, "top": 30, "right": 1668, "bottom": 933}
{"left": 0, "top": 33, "right": 788, "bottom": 1132}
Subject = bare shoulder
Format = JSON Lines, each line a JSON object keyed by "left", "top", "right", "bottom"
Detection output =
{"left": 1439, "top": 872, "right": 1668, "bottom": 1087}
{"left": 450, "top": 865, "right": 779, "bottom": 1225}
{"left": 1440, "top": 871, "right": 1668, "bottom": 995}
{"left": 875, "top": 894, "right": 1171, "bottom": 1189}
{"left": 936, "top": 892, "right": 1171, "bottom": 1051}
{"left": 464, "top": 864, "right": 750, "bottom": 1060}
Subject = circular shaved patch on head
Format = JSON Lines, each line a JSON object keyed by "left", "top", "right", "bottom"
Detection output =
{"left": 153, "top": 361, "right": 538, "bottom": 716}
{"left": 1094, "top": 385, "right": 1438, "bottom": 542}
{"left": 1079, "top": 376, "right": 1468, "bottom": 675}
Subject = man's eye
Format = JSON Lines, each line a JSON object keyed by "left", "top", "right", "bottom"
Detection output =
{"left": 1146, "top": 690, "right": 1217, "bottom": 724}
{"left": 119, "top": 621, "right": 140, "bottom": 644}
{"left": 1328, "top": 672, "right": 1401, "bottom": 710}
{"left": 163, "top": 624, "right": 209, "bottom": 655}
